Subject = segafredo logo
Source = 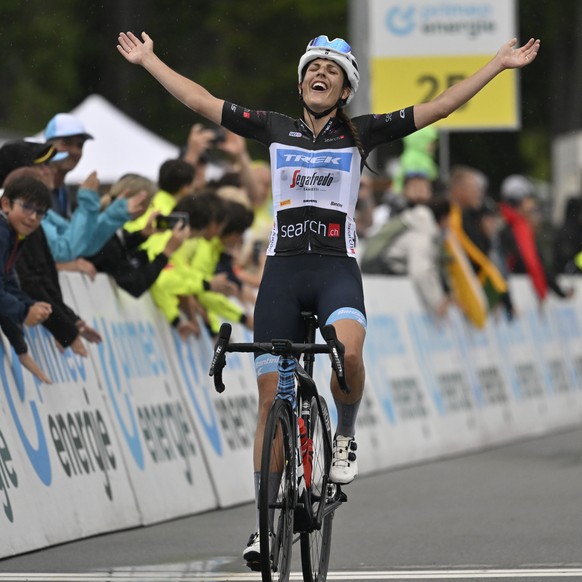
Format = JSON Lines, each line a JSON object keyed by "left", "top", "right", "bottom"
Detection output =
{"left": 276, "top": 149, "right": 352, "bottom": 172}
{"left": 290, "top": 170, "right": 334, "bottom": 189}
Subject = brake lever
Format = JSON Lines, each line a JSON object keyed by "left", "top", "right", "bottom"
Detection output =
{"left": 209, "top": 323, "right": 232, "bottom": 393}
{"left": 321, "top": 324, "right": 351, "bottom": 394}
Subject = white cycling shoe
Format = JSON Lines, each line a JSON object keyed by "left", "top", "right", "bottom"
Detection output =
{"left": 243, "top": 530, "right": 274, "bottom": 570}
{"left": 329, "top": 435, "right": 358, "bottom": 484}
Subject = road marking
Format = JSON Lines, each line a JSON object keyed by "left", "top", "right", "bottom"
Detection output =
{"left": 2, "top": 569, "right": 582, "bottom": 580}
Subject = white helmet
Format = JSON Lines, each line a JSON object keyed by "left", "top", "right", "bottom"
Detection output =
{"left": 298, "top": 35, "right": 359, "bottom": 106}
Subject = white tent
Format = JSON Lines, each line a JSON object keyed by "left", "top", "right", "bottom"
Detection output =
{"left": 44, "top": 94, "right": 181, "bottom": 185}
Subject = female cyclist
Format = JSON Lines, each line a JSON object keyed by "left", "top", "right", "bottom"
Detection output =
{"left": 117, "top": 30, "right": 539, "bottom": 566}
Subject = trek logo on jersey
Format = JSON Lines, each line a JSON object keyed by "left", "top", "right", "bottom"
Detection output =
{"left": 280, "top": 220, "right": 342, "bottom": 239}
{"left": 276, "top": 149, "right": 352, "bottom": 172}
{"left": 290, "top": 170, "right": 334, "bottom": 189}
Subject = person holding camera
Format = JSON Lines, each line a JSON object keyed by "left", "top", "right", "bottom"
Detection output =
{"left": 84, "top": 174, "right": 190, "bottom": 298}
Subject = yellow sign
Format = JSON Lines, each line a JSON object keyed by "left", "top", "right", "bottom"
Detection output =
{"left": 371, "top": 55, "right": 518, "bottom": 129}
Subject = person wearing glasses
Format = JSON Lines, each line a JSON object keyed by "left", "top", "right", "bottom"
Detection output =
{"left": 0, "top": 175, "right": 53, "bottom": 384}
{"left": 117, "top": 30, "right": 540, "bottom": 566}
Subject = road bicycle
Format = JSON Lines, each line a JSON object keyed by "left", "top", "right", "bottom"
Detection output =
{"left": 209, "top": 312, "right": 350, "bottom": 582}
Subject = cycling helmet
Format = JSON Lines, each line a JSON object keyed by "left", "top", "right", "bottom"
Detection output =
{"left": 298, "top": 35, "right": 359, "bottom": 106}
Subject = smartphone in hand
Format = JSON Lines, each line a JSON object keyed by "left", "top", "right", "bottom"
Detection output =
{"left": 155, "top": 212, "right": 189, "bottom": 230}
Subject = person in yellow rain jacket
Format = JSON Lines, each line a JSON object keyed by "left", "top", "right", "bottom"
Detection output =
{"left": 146, "top": 190, "right": 253, "bottom": 338}
{"left": 125, "top": 158, "right": 195, "bottom": 233}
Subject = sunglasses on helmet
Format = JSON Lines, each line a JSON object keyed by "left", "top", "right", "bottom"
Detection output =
{"left": 308, "top": 35, "right": 352, "bottom": 54}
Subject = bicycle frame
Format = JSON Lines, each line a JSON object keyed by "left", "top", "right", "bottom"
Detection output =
{"left": 209, "top": 316, "right": 350, "bottom": 581}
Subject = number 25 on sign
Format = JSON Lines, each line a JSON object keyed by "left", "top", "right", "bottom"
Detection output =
{"left": 371, "top": 55, "right": 518, "bottom": 130}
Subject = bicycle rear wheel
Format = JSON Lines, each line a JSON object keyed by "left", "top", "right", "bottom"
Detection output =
{"left": 300, "top": 396, "right": 333, "bottom": 582}
{"left": 260, "top": 398, "right": 296, "bottom": 582}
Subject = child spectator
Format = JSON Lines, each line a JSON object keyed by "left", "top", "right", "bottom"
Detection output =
{"left": 125, "top": 158, "right": 195, "bottom": 234}
{"left": 4, "top": 167, "right": 102, "bottom": 358}
{"left": 84, "top": 174, "right": 190, "bottom": 297}
{"left": 147, "top": 191, "right": 252, "bottom": 339}
{"left": 0, "top": 176, "right": 53, "bottom": 383}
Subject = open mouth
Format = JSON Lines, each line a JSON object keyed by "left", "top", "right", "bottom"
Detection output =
{"left": 312, "top": 81, "right": 328, "bottom": 92}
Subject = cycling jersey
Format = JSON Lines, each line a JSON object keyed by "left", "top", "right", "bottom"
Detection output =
{"left": 221, "top": 102, "right": 416, "bottom": 258}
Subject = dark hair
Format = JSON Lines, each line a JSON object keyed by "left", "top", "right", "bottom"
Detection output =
{"left": 427, "top": 195, "right": 451, "bottom": 223}
{"left": 157, "top": 159, "right": 195, "bottom": 194}
{"left": 2, "top": 175, "right": 51, "bottom": 210}
{"left": 210, "top": 171, "right": 242, "bottom": 190}
{"left": 174, "top": 190, "right": 225, "bottom": 230}
{"left": 336, "top": 108, "right": 375, "bottom": 174}
{"left": 221, "top": 200, "right": 254, "bottom": 236}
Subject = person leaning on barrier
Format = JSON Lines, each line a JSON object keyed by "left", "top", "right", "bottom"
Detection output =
{"left": 145, "top": 190, "right": 237, "bottom": 339}
{"left": 0, "top": 175, "right": 53, "bottom": 383}
{"left": 499, "top": 174, "right": 574, "bottom": 303}
{"left": 447, "top": 165, "right": 510, "bottom": 312}
{"left": 84, "top": 174, "right": 191, "bottom": 298}
{"left": 41, "top": 112, "right": 147, "bottom": 264}
{"left": 361, "top": 194, "right": 453, "bottom": 317}
{"left": 0, "top": 142, "right": 102, "bottom": 359}
{"left": 7, "top": 167, "right": 103, "bottom": 358}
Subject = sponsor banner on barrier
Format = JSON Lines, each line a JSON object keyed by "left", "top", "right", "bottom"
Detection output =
{"left": 4, "top": 269, "right": 582, "bottom": 560}
{"left": 161, "top": 322, "right": 256, "bottom": 507}
{"left": 0, "top": 323, "right": 139, "bottom": 557}
{"left": 511, "top": 279, "right": 582, "bottom": 428}
{"left": 362, "top": 278, "right": 442, "bottom": 468}
{"left": 0, "top": 361, "right": 48, "bottom": 557}
{"left": 64, "top": 274, "right": 217, "bottom": 524}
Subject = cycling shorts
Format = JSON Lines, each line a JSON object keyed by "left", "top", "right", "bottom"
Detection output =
{"left": 253, "top": 254, "right": 367, "bottom": 376}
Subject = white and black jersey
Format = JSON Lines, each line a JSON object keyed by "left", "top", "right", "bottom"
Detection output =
{"left": 221, "top": 102, "right": 416, "bottom": 258}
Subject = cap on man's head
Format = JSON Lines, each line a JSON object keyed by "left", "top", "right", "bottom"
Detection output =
{"left": 500, "top": 174, "right": 534, "bottom": 202}
{"left": 0, "top": 140, "right": 66, "bottom": 187}
{"left": 44, "top": 113, "right": 94, "bottom": 141}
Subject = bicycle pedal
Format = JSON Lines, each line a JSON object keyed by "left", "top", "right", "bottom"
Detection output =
{"left": 245, "top": 559, "right": 261, "bottom": 572}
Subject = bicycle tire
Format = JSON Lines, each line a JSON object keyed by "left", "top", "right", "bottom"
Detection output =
{"left": 260, "top": 398, "right": 296, "bottom": 582}
{"left": 300, "top": 396, "right": 334, "bottom": 582}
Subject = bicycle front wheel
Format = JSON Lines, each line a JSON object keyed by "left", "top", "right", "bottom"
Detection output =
{"left": 300, "top": 396, "right": 333, "bottom": 582}
{"left": 260, "top": 398, "right": 296, "bottom": 582}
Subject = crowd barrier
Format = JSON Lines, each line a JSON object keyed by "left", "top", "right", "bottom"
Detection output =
{"left": 1, "top": 272, "right": 582, "bottom": 558}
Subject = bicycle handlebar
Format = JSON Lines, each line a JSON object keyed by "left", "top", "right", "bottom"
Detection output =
{"left": 208, "top": 322, "right": 351, "bottom": 395}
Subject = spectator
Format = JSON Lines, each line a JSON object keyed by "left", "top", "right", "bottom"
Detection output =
{"left": 354, "top": 174, "right": 375, "bottom": 238}
{"left": 555, "top": 197, "right": 582, "bottom": 274}
{"left": 41, "top": 112, "right": 149, "bottom": 263}
{"left": 84, "top": 174, "right": 190, "bottom": 297}
{"left": 4, "top": 167, "right": 102, "bottom": 357}
{"left": 0, "top": 140, "right": 67, "bottom": 190}
{"left": 361, "top": 190, "right": 452, "bottom": 317}
{"left": 238, "top": 160, "right": 273, "bottom": 287}
{"left": 368, "top": 171, "right": 432, "bottom": 236}
{"left": 125, "top": 158, "right": 195, "bottom": 234}
{"left": 474, "top": 196, "right": 516, "bottom": 319}
{"left": 448, "top": 165, "right": 509, "bottom": 311}
{"left": 499, "top": 175, "right": 573, "bottom": 302}
{"left": 0, "top": 176, "right": 53, "bottom": 383}
{"left": 44, "top": 113, "right": 94, "bottom": 218}
{"left": 392, "top": 125, "right": 439, "bottom": 194}
{"left": 147, "top": 191, "right": 239, "bottom": 339}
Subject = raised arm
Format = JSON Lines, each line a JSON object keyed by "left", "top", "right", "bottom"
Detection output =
{"left": 117, "top": 31, "right": 224, "bottom": 125}
{"left": 414, "top": 37, "right": 540, "bottom": 130}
